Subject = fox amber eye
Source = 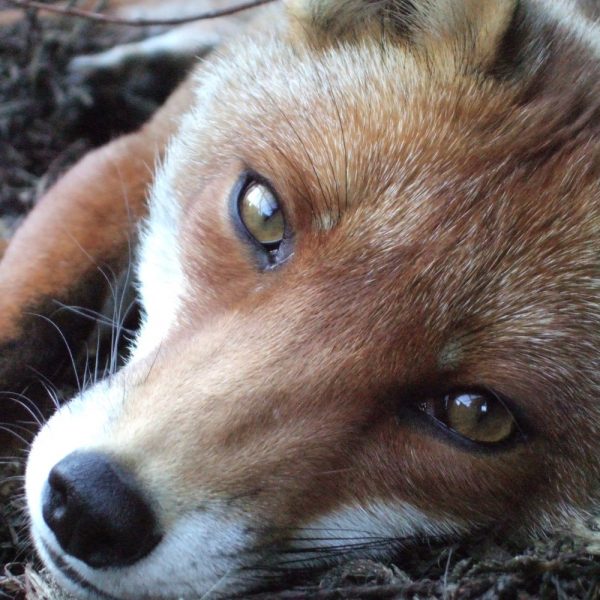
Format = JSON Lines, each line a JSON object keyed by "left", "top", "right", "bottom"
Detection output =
{"left": 445, "top": 393, "right": 515, "bottom": 443}
{"left": 420, "top": 391, "right": 516, "bottom": 445}
{"left": 239, "top": 183, "right": 285, "bottom": 249}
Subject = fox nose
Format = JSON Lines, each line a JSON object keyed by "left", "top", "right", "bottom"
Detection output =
{"left": 42, "top": 451, "right": 161, "bottom": 568}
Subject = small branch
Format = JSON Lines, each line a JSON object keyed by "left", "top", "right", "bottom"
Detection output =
{"left": 3, "top": 0, "right": 277, "bottom": 26}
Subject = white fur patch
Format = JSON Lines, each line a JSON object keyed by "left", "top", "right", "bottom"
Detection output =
{"left": 33, "top": 511, "right": 253, "bottom": 600}
{"left": 288, "top": 502, "right": 463, "bottom": 566}
{"left": 129, "top": 137, "right": 188, "bottom": 361}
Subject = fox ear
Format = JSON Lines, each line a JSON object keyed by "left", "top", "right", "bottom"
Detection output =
{"left": 286, "top": 0, "right": 518, "bottom": 66}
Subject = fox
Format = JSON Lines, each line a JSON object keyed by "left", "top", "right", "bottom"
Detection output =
{"left": 1, "top": 0, "right": 600, "bottom": 597}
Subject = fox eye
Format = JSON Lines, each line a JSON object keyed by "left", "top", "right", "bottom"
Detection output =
{"left": 419, "top": 391, "right": 516, "bottom": 445}
{"left": 238, "top": 181, "right": 285, "bottom": 251}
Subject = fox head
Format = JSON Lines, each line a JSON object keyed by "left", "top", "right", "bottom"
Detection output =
{"left": 26, "top": 0, "right": 600, "bottom": 598}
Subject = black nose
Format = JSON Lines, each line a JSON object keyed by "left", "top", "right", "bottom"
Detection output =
{"left": 42, "top": 451, "right": 161, "bottom": 569}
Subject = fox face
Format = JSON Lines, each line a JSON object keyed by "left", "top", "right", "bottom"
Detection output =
{"left": 23, "top": 0, "right": 600, "bottom": 598}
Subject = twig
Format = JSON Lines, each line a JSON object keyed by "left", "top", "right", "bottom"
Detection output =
{"left": 3, "top": 0, "right": 276, "bottom": 26}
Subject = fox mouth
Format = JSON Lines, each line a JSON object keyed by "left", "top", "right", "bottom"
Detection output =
{"left": 41, "top": 539, "right": 120, "bottom": 600}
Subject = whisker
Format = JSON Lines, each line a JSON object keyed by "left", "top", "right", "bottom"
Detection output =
{"left": 199, "top": 565, "right": 237, "bottom": 600}
{"left": 25, "top": 312, "right": 82, "bottom": 395}
{"left": 27, "top": 368, "right": 66, "bottom": 412}
{"left": 40, "top": 380, "right": 63, "bottom": 412}
{"left": 0, "top": 391, "right": 45, "bottom": 426}
{"left": 52, "top": 302, "right": 116, "bottom": 328}
{"left": 0, "top": 399, "right": 42, "bottom": 428}
{"left": 93, "top": 321, "right": 102, "bottom": 385}
{"left": 0, "top": 475, "right": 26, "bottom": 484}
{"left": 0, "top": 457, "right": 25, "bottom": 464}
{"left": 0, "top": 424, "right": 32, "bottom": 446}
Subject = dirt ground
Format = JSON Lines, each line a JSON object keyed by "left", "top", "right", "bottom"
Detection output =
{"left": 1, "top": 3, "right": 600, "bottom": 599}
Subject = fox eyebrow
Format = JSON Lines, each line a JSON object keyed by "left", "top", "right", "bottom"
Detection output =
{"left": 273, "top": 109, "right": 346, "bottom": 226}
{"left": 239, "top": 57, "right": 358, "bottom": 226}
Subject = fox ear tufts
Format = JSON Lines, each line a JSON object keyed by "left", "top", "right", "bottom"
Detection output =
{"left": 285, "top": 0, "right": 518, "bottom": 66}
{"left": 285, "top": 0, "right": 395, "bottom": 32}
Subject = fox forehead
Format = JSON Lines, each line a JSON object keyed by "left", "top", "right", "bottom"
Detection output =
{"left": 166, "top": 16, "right": 600, "bottom": 237}
{"left": 175, "top": 38, "right": 512, "bottom": 218}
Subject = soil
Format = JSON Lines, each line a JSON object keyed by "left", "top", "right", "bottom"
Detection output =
{"left": 0, "top": 4, "right": 599, "bottom": 599}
